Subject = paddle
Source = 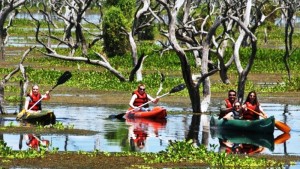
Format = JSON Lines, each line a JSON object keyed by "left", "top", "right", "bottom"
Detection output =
{"left": 111, "top": 84, "right": 186, "bottom": 119}
{"left": 28, "top": 71, "right": 72, "bottom": 110}
{"left": 17, "top": 71, "right": 72, "bottom": 120}
{"left": 248, "top": 108, "right": 290, "bottom": 133}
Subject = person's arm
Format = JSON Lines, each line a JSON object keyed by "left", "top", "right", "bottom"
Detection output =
{"left": 258, "top": 105, "right": 267, "bottom": 118}
{"left": 223, "top": 112, "right": 233, "bottom": 120}
{"left": 129, "top": 94, "right": 138, "bottom": 109}
{"left": 42, "top": 91, "right": 50, "bottom": 100}
{"left": 24, "top": 96, "right": 30, "bottom": 111}
{"left": 147, "top": 94, "right": 159, "bottom": 104}
{"left": 220, "top": 100, "right": 232, "bottom": 113}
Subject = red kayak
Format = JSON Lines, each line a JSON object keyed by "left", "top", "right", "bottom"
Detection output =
{"left": 125, "top": 106, "right": 167, "bottom": 119}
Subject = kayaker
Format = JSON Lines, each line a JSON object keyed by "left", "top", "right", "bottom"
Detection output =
{"left": 223, "top": 101, "right": 243, "bottom": 120}
{"left": 219, "top": 89, "right": 237, "bottom": 119}
{"left": 129, "top": 84, "right": 159, "bottom": 111}
{"left": 24, "top": 84, "right": 50, "bottom": 113}
{"left": 242, "top": 91, "right": 267, "bottom": 120}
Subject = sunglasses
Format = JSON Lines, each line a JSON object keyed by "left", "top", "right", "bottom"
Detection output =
{"left": 229, "top": 94, "right": 236, "bottom": 96}
{"left": 139, "top": 88, "right": 145, "bottom": 91}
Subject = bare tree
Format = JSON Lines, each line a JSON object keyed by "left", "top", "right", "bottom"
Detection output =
{"left": 150, "top": 0, "right": 283, "bottom": 111}
{"left": 0, "top": 0, "right": 26, "bottom": 60}
{"left": 28, "top": 1, "right": 127, "bottom": 81}
{"left": 280, "top": 0, "right": 300, "bottom": 81}
{"left": 124, "top": 0, "right": 159, "bottom": 81}
{"left": 0, "top": 47, "right": 33, "bottom": 114}
{"left": 154, "top": 0, "right": 220, "bottom": 113}
{"left": 30, "top": 0, "right": 159, "bottom": 82}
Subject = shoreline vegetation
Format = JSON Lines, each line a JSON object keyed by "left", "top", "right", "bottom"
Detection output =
{"left": 1, "top": 136, "right": 300, "bottom": 168}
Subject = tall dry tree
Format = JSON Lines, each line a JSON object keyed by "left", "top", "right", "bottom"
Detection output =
{"left": 280, "top": 0, "right": 300, "bottom": 81}
{"left": 0, "top": 47, "right": 33, "bottom": 114}
{"left": 151, "top": 0, "right": 283, "bottom": 111}
{"left": 0, "top": 0, "right": 26, "bottom": 60}
{"left": 229, "top": 0, "right": 281, "bottom": 101}
{"left": 0, "top": 0, "right": 27, "bottom": 114}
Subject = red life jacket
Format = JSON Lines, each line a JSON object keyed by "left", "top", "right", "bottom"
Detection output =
{"left": 132, "top": 90, "right": 149, "bottom": 108}
{"left": 225, "top": 99, "right": 234, "bottom": 108}
{"left": 133, "top": 128, "right": 147, "bottom": 148}
{"left": 28, "top": 93, "right": 42, "bottom": 111}
{"left": 26, "top": 134, "right": 39, "bottom": 149}
{"left": 219, "top": 99, "right": 234, "bottom": 118}
{"left": 243, "top": 102, "right": 259, "bottom": 120}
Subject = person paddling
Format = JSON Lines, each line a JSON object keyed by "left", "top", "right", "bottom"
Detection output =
{"left": 223, "top": 101, "right": 243, "bottom": 120}
{"left": 24, "top": 84, "right": 50, "bottom": 113}
{"left": 242, "top": 91, "right": 267, "bottom": 120}
{"left": 219, "top": 90, "right": 237, "bottom": 119}
{"left": 129, "top": 84, "right": 159, "bottom": 112}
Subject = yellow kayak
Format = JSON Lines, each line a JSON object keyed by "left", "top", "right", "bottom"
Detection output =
{"left": 16, "top": 109, "right": 56, "bottom": 125}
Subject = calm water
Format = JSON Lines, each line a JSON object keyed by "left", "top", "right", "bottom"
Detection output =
{"left": 1, "top": 102, "right": 299, "bottom": 168}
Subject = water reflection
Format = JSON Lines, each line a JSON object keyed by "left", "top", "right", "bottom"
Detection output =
{"left": 212, "top": 130, "right": 275, "bottom": 153}
{"left": 216, "top": 132, "right": 291, "bottom": 155}
{"left": 126, "top": 118, "right": 167, "bottom": 151}
{"left": 19, "top": 134, "right": 50, "bottom": 150}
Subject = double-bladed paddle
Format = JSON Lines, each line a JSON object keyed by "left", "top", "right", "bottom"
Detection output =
{"left": 17, "top": 71, "right": 72, "bottom": 120}
{"left": 248, "top": 108, "right": 291, "bottom": 133}
{"left": 111, "top": 84, "right": 186, "bottom": 120}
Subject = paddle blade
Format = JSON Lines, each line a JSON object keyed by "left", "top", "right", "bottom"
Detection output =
{"left": 51, "top": 71, "right": 72, "bottom": 91}
{"left": 57, "top": 71, "right": 72, "bottom": 85}
{"left": 109, "top": 113, "right": 125, "bottom": 120}
{"left": 169, "top": 84, "right": 185, "bottom": 94}
{"left": 16, "top": 109, "right": 26, "bottom": 120}
{"left": 274, "top": 133, "right": 290, "bottom": 144}
{"left": 275, "top": 120, "right": 291, "bottom": 133}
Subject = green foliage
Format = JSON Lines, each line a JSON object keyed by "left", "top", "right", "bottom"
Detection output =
{"left": 52, "top": 122, "right": 74, "bottom": 130}
{"left": 2, "top": 42, "right": 300, "bottom": 100}
{"left": 103, "top": 7, "right": 129, "bottom": 57}
{"left": 117, "top": 0, "right": 135, "bottom": 19}
{"left": 0, "top": 140, "right": 47, "bottom": 159}
{"left": 137, "top": 23, "right": 156, "bottom": 40}
{"left": 103, "top": 0, "right": 135, "bottom": 18}
{"left": 145, "top": 140, "right": 285, "bottom": 168}
{"left": 192, "top": 3, "right": 213, "bottom": 30}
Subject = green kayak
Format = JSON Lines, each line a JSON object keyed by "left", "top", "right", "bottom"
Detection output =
{"left": 211, "top": 129, "right": 274, "bottom": 151}
{"left": 16, "top": 109, "right": 56, "bottom": 125}
{"left": 210, "top": 115, "right": 275, "bottom": 133}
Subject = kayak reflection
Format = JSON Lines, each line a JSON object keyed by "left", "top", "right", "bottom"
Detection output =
{"left": 126, "top": 118, "right": 167, "bottom": 151}
{"left": 211, "top": 129, "right": 291, "bottom": 154}
{"left": 22, "top": 134, "right": 50, "bottom": 150}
